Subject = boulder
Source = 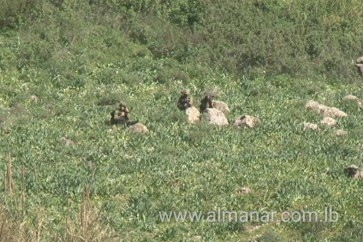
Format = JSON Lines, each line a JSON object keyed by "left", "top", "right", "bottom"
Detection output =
{"left": 185, "top": 106, "right": 200, "bottom": 124}
{"left": 334, "top": 129, "right": 348, "bottom": 136}
{"left": 235, "top": 187, "right": 252, "bottom": 196}
{"left": 303, "top": 122, "right": 319, "bottom": 131}
{"left": 60, "top": 137, "right": 75, "bottom": 146}
{"left": 234, "top": 115, "right": 261, "bottom": 128}
{"left": 344, "top": 164, "right": 363, "bottom": 179}
{"left": 203, "top": 108, "right": 229, "bottom": 126}
{"left": 305, "top": 100, "right": 321, "bottom": 111}
{"left": 129, "top": 123, "right": 149, "bottom": 133}
{"left": 343, "top": 94, "right": 362, "bottom": 107}
{"left": 323, "top": 107, "right": 347, "bottom": 118}
{"left": 30, "top": 95, "right": 39, "bottom": 103}
{"left": 212, "top": 100, "right": 230, "bottom": 114}
{"left": 320, "top": 117, "right": 337, "bottom": 127}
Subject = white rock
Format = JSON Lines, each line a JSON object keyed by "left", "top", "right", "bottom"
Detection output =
{"left": 334, "top": 129, "right": 348, "bottom": 136}
{"left": 129, "top": 123, "right": 149, "bottom": 133}
{"left": 203, "top": 108, "right": 229, "bottom": 126}
{"left": 343, "top": 94, "right": 362, "bottom": 107}
{"left": 185, "top": 106, "right": 200, "bottom": 124}
{"left": 303, "top": 122, "right": 319, "bottom": 131}
{"left": 234, "top": 115, "right": 261, "bottom": 128}
{"left": 320, "top": 117, "right": 337, "bottom": 127}
{"left": 305, "top": 100, "right": 321, "bottom": 111}
{"left": 212, "top": 100, "right": 230, "bottom": 114}
{"left": 323, "top": 107, "right": 347, "bottom": 118}
{"left": 30, "top": 95, "right": 39, "bottom": 103}
{"left": 60, "top": 137, "right": 75, "bottom": 146}
{"left": 236, "top": 187, "right": 252, "bottom": 196}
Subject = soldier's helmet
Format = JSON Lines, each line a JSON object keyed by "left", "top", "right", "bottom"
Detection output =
{"left": 119, "top": 102, "right": 126, "bottom": 108}
{"left": 180, "top": 89, "right": 190, "bottom": 95}
{"left": 205, "top": 89, "right": 218, "bottom": 99}
{"left": 119, "top": 102, "right": 130, "bottom": 111}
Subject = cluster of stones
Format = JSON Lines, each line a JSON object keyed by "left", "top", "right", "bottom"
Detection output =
{"left": 177, "top": 90, "right": 260, "bottom": 128}
{"left": 302, "top": 95, "right": 362, "bottom": 136}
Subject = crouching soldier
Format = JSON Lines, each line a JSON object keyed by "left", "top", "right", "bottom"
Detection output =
{"left": 199, "top": 93, "right": 215, "bottom": 113}
{"left": 177, "top": 89, "right": 193, "bottom": 111}
{"left": 110, "top": 103, "right": 138, "bottom": 127}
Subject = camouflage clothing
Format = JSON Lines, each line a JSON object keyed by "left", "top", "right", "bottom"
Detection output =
{"left": 177, "top": 94, "right": 193, "bottom": 111}
{"left": 111, "top": 103, "right": 138, "bottom": 127}
{"left": 199, "top": 95, "right": 214, "bottom": 113}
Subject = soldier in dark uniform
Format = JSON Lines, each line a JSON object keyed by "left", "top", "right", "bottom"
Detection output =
{"left": 177, "top": 89, "right": 193, "bottom": 111}
{"left": 199, "top": 93, "right": 215, "bottom": 113}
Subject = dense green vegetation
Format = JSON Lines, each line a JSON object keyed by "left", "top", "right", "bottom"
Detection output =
{"left": 1, "top": 0, "right": 363, "bottom": 241}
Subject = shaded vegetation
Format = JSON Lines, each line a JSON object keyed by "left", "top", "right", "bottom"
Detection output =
{"left": 1, "top": 0, "right": 363, "bottom": 80}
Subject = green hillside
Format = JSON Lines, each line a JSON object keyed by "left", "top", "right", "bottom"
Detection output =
{"left": 0, "top": 0, "right": 363, "bottom": 241}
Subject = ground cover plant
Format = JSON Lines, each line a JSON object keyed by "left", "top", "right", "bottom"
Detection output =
{"left": 0, "top": 0, "right": 363, "bottom": 241}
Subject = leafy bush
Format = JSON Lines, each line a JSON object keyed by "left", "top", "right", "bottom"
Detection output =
{"left": 0, "top": 0, "right": 38, "bottom": 29}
